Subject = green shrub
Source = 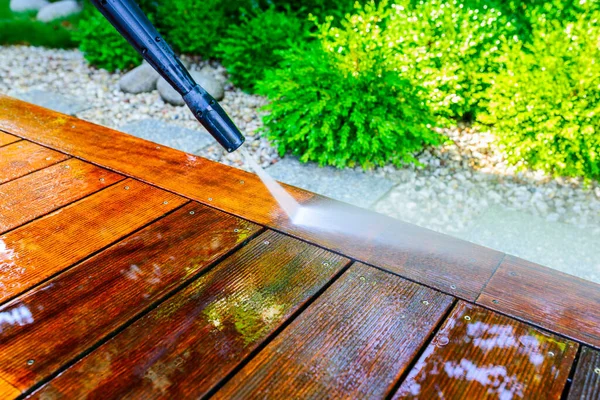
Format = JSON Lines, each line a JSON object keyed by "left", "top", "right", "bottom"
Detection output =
{"left": 216, "top": 7, "right": 309, "bottom": 92}
{"left": 156, "top": 0, "right": 254, "bottom": 58}
{"left": 0, "top": 0, "right": 80, "bottom": 48}
{"left": 258, "top": 1, "right": 439, "bottom": 169}
{"left": 387, "top": 0, "right": 520, "bottom": 122}
{"left": 479, "top": 10, "right": 600, "bottom": 180}
{"left": 72, "top": 5, "right": 141, "bottom": 71}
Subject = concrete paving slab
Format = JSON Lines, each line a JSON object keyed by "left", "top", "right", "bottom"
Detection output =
{"left": 266, "top": 157, "right": 395, "bottom": 209}
{"left": 465, "top": 205, "right": 600, "bottom": 284}
{"left": 119, "top": 119, "right": 212, "bottom": 154}
{"left": 14, "top": 89, "right": 91, "bottom": 115}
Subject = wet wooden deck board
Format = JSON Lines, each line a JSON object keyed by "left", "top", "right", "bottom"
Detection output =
{"left": 29, "top": 231, "right": 350, "bottom": 399}
{"left": 0, "top": 203, "right": 261, "bottom": 393}
{"left": 478, "top": 255, "right": 600, "bottom": 348}
{"left": 567, "top": 347, "right": 600, "bottom": 400}
{"left": 0, "top": 131, "right": 20, "bottom": 147}
{"left": 0, "top": 94, "right": 502, "bottom": 301}
{"left": 215, "top": 263, "right": 454, "bottom": 399}
{"left": 0, "top": 96, "right": 597, "bottom": 399}
{"left": 392, "top": 301, "right": 578, "bottom": 399}
{"left": 0, "top": 159, "right": 124, "bottom": 234}
{"left": 0, "top": 140, "right": 69, "bottom": 185}
{"left": 0, "top": 178, "right": 186, "bottom": 304}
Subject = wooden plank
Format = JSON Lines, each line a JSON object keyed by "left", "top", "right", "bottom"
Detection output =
{"left": 0, "top": 178, "right": 186, "bottom": 303}
{"left": 215, "top": 263, "right": 454, "bottom": 399}
{"left": 568, "top": 347, "right": 600, "bottom": 400}
{"left": 29, "top": 231, "right": 350, "bottom": 399}
{"left": 0, "top": 141, "right": 69, "bottom": 184}
{"left": 0, "top": 376, "right": 19, "bottom": 400}
{"left": 0, "top": 131, "right": 20, "bottom": 147}
{"left": 0, "top": 159, "right": 124, "bottom": 234}
{"left": 478, "top": 255, "right": 600, "bottom": 348}
{"left": 392, "top": 301, "right": 578, "bottom": 399}
{"left": 0, "top": 202, "right": 261, "bottom": 393}
{"left": 0, "top": 95, "right": 503, "bottom": 300}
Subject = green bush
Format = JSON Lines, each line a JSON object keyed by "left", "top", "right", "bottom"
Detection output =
{"left": 73, "top": 1, "right": 161, "bottom": 71}
{"left": 156, "top": 0, "right": 253, "bottom": 58}
{"left": 479, "top": 10, "right": 600, "bottom": 180}
{"left": 216, "top": 7, "right": 309, "bottom": 92}
{"left": 0, "top": 0, "right": 80, "bottom": 48}
{"left": 387, "top": 0, "right": 520, "bottom": 122}
{"left": 72, "top": 5, "right": 141, "bottom": 71}
{"left": 258, "top": 1, "right": 440, "bottom": 169}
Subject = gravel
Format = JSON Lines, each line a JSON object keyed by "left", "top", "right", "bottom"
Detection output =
{"left": 1, "top": 45, "right": 599, "bottom": 243}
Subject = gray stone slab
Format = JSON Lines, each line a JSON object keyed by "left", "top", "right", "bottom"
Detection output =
{"left": 14, "top": 90, "right": 91, "bottom": 115}
{"left": 465, "top": 205, "right": 600, "bottom": 284}
{"left": 265, "top": 157, "right": 394, "bottom": 209}
{"left": 119, "top": 119, "right": 212, "bottom": 154}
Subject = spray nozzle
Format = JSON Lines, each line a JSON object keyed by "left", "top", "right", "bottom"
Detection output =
{"left": 91, "top": 0, "right": 245, "bottom": 153}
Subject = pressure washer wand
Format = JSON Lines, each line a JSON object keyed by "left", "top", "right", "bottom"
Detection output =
{"left": 90, "top": 0, "right": 245, "bottom": 152}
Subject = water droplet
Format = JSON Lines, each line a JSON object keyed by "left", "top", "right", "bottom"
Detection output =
{"left": 45, "top": 157, "right": 51, "bottom": 161}
{"left": 64, "top": 165, "right": 70, "bottom": 169}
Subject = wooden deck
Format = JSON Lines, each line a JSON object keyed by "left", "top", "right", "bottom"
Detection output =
{"left": 0, "top": 94, "right": 598, "bottom": 399}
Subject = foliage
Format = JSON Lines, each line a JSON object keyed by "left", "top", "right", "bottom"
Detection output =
{"left": 385, "top": 0, "right": 520, "bottom": 123}
{"left": 155, "top": 0, "right": 255, "bottom": 58}
{"left": 479, "top": 9, "right": 600, "bottom": 180}
{"left": 258, "top": 1, "right": 440, "bottom": 169}
{"left": 216, "top": 7, "right": 309, "bottom": 92}
{"left": 0, "top": 0, "right": 80, "bottom": 48}
{"left": 72, "top": 0, "right": 159, "bottom": 71}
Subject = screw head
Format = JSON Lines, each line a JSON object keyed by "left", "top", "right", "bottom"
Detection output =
{"left": 263, "top": 240, "right": 270, "bottom": 245}
{"left": 594, "top": 367, "right": 600, "bottom": 375}
{"left": 208, "top": 197, "right": 213, "bottom": 201}
{"left": 450, "top": 284, "right": 457, "bottom": 290}
{"left": 27, "top": 359, "right": 34, "bottom": 365}
{"left": 234, "top": 228, "right": 239, "bottom": 233}
{"left": 548, "top": 351, "right": 555, "bottom": 357}
{"left": 492, "top": 299, "right": 499, "bottom": 304}
{"left": 163, "top": 201, "right": 169, "bottom": 205}
{"left": 509, "top": 271, "right": 517, "bottom": 277}
{"left": 45, "top": 157, "right": 52, "bottom": 160}
{"left": 189, "top": 211, "right": 195, "bottom": 215}
{"left": 64, "top": 165, "right": 70, "bottom": 169}
{"left": 124, "top": 186, "right": 130, "bottom": 190}
{"left": 99, "top": 178, "right": 105, "bottom": 182}
{"left": 240, "top": 180, "right": 245, "bottom": 184}
{"left": 322, "top": 261, "right": 330, "bottom": 266}
{"left": 422, "top": 300, "right": 430, "bottom": 305}
{"left": 464, "top": 316, "right": 471, "bottom": 321}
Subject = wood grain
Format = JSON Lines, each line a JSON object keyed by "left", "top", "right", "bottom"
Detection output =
{"left": 0, "top": 159, "right": 124, "bottom": 234}
{"left": 0, "top": 202, "right": 260, "bottom": 392}
{"left": 0, "top": 95, "right": 504, "bottom": 300}
{"left": 478, "top": 255, "right": 600, "bottom": 348}
{"left": 0, "top": 178, "right": 186, "bottom": 303}
{"left": 0, "top": 141, "right": 69, "bottom": 184}
{"left": 567, "top": 347, "right": 600, "bottom": 400}
{"left": 0, "top": 376, "right": 19, "bottom": 400}
{"left": 29, "top": 231, "right": 349, "bottom": 399}
{"left": 215, "top": 263, "right": 454, "bottom": 399}
{"left": 392, "top": 301, "right": 578, "bottom": 399}
{"left": 0, "top": 131, "right": 20, "bottom": 147}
